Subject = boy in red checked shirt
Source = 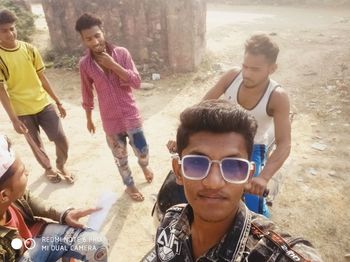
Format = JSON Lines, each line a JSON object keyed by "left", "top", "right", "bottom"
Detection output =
{"left": 75, "top": 13, "right": 154, "bottom": 202}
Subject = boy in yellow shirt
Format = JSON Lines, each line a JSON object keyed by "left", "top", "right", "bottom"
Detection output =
{"left": 0, "top": 9, "right": 73, "bottom": 183}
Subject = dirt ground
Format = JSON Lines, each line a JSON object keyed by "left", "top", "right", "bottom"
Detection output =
{"left": 1, "top": 3, "right": 349, "bottom": 261}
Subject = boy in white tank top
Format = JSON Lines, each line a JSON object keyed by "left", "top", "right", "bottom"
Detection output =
{"left": 203, "top": 34, "right": 291, "bottom": 217}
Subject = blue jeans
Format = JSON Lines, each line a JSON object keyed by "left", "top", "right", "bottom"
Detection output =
{"left": 106, "top": 127, "right": 149, "bottom": 187}
{"left": 19, "top": 224, "right": 108, "bottom": 261}
{"left": 244, "top": 144, "right": 270, "bottom": 217}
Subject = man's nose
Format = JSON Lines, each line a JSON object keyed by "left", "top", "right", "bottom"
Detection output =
{"left": 242, "top": 69, "right": 251, "bottom": 78}
{"left": 92, "top": 38, "right": 99, "bottom": 45}
{"left": 202, "top": 162, "right": 225, "bottom": 189}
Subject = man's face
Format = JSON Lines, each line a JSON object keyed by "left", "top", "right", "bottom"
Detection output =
{"left": 0, "top": 22, "right": 17, "bottom": 48}
{"left": 175, "top": 131, "right": 251, "bottom": 223}
{"left": 80, "top": 25, "right": 106, "bottom": 54}
{"left": 7, "top": 158, "right": 28, "bottom": 201}
{"left": 242, "top": 52, "right": 276, "bottom": 88}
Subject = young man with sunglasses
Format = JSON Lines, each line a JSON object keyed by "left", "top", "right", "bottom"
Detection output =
{"left": 0, "top": 134, "right": 108, "bottom": 261}
{"left": 203, "top": 34, "right": 291, "bottom": 217}
{"left": 143, "top": 100, "right": 321, "bottom": 261}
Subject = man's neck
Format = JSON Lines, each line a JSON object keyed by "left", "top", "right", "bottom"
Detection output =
{"left": 242, "top": 78, "right": 270, "bottom": 93}
{"left": 0, "top": 206, "right": 9, "bottom": 226}
{"left": 0, "top": 40, "right": 17, "bottom": 49}
{"left": 190, "top": 212, "right": 236, "bottom": 259}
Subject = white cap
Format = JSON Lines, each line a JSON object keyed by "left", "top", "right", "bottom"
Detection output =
{"left": 0, "top": 135, "right": 15, "bottom": 179}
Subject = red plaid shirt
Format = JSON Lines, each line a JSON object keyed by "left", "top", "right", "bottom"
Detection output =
{"left": 79, "top": 44, "right": 142, "bottom": 135}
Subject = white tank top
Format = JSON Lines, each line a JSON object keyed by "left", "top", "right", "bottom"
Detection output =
{"left": 224, "top": 72, "right": 280, "bottom": 145}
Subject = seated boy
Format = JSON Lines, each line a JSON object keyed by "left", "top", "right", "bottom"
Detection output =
{"left": 0, "top": 134, "right": 108, "bottom": 261}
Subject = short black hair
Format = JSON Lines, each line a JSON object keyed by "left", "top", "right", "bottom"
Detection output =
{"left": 245, "top": 33, "right": 279, "bottom": 64}
{"left": 75, "top": 13, "right": 102, "bottom": 32}
{"left": 0, "top": 9, "right": 17, "bottom": 25}
{"left": 176, "top": 100, "right": 257, "bottom": 159}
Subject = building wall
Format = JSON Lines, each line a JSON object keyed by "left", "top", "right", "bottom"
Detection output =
{"left": 41, "top": 0, "right": 206, "bottom": 72}
{"left": 208, "top": 0, "right": 350, "bottom": 5}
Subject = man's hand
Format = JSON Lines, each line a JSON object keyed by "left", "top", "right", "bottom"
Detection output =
{"left": 87, "top": 120, "right": 96, "bottom": 134}
{"left": 12, "top": 118, "right": 28, "bottom": 134}
{"left": 166, "top": 140, "right": 177, "bottom": 154}
{"left": 244, "top": 176, "right": 269, "bottom": 196}
{"left": 57, "top": 103, "right": 66, "bottom": 118}
{"left": 95, "top": 52, "right": 116, "bottom": 70}
{"left": 64, "top": 208, "right": 101, "bottom": 228}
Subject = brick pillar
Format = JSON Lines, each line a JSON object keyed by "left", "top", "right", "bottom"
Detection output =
{"left": 166, "top": 0, "right": 206, "bottom": 72}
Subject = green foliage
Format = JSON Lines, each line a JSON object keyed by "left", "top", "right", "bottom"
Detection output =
{"left": 55, "top": 54, "right": 79, "bottom": 69}
{"left": 0, "top": 0, "right": 35, "bottom": 42}
{"left": 44, "top": 49, "right": 79, "bottom": 69}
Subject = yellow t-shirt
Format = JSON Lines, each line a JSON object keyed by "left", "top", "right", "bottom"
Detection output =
{"left": 0, "top": 41, "right": 51, "bottom": 116}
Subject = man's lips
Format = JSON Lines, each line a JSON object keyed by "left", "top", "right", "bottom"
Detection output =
{"left": 197, "top": 192, "right": 227, "bottom": 200}
{"left": 93, "top": 45, "right": 105, "bottom": 52}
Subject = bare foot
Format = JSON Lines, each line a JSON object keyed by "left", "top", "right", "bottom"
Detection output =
{"left": 125, "top": 185, "right": 144, "bottom": 202}
{"left": 57, "top": 166, "right": 75, "bottom": 184}
{"left": 142, "top": 167, "right": 154, "bottom": 183}
{"left": 44, "top": 169, "right": 62, "bottom": 183}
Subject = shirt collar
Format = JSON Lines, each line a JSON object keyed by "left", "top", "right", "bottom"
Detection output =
{"left": 171, "top": 202, "right": 252, "bottom": 261}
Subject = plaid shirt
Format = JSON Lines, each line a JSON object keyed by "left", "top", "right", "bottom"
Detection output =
{"left": 143, "top": 202, "right": 322, "bottom": 262}
{"left": 79, "top": 43, "right": 142, "bottom": 135}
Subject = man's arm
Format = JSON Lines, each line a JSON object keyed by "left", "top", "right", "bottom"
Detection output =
{"left": 23, "top": 190, "right": 64, "bottom": 222}
{"left": 79, "top": 63, "right": 96, "bottom": 133}
{"left": 0, "top": 83, "right": 27, "bottom": 134}
{"left": 247, "top": 87, "right": 291, "bottom": 196}
{"left": 95, "top": 48, "right": 141, "bottom": 89}
{"left": 37, "top": 71, "right": 66, "bottom": 118}
{"left": 202, "top": 68, "right": 240, "bottom": 100}
{"left": 23, "top": 191, "right": 100, "bottom": 229}
{"left": 95, "top": 52, "right": 129, "bottom": 81}
{"left": 85, "top": 109, "right": 95, "bottom": 134}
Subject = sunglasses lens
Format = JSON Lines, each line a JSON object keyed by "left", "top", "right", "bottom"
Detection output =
{"left": 182, "top": 156, "right": 209, "bottom": 179}
{"left": 221, "top": 159, "right": 249, "bottom": 182}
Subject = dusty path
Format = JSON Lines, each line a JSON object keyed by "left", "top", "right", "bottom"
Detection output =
{"left": 0, "top": 3, "right": 349, "bottom": 261}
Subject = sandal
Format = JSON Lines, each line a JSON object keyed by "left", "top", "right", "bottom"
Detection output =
{"left": 125, "top": 186, "right": 144, "bottom": 202}
{"left": 57, "top": 167, "right": 75, "bottom": 184}
{"left": 44, "top": 169, "right": 62, "bottom": 183}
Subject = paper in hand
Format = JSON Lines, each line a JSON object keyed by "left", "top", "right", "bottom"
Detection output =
{"left": 87, "top": 191, "right": 118, "bottom": 231}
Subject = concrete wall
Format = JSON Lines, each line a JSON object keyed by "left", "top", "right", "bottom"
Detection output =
{"left": 166, "top": 0, "right": 206, "bottom": 72}
{"left": 208, "top": 0, "right": 350, "bottom": 5}
{"left": 41, "top": 0, "right": 206, "bottom": 73}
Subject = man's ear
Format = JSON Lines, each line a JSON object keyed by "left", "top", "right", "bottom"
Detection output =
{"left": 0, "top": 189, "right": 10, "bottom": 204}
{"left": 80, "top": 34, "right": 86, "bottom": 44}
{"left": 269, "top": 63, "right": 277, "bottom": 74}
{"left": 172, "top": 158, "right": 184, "bottom": 185}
